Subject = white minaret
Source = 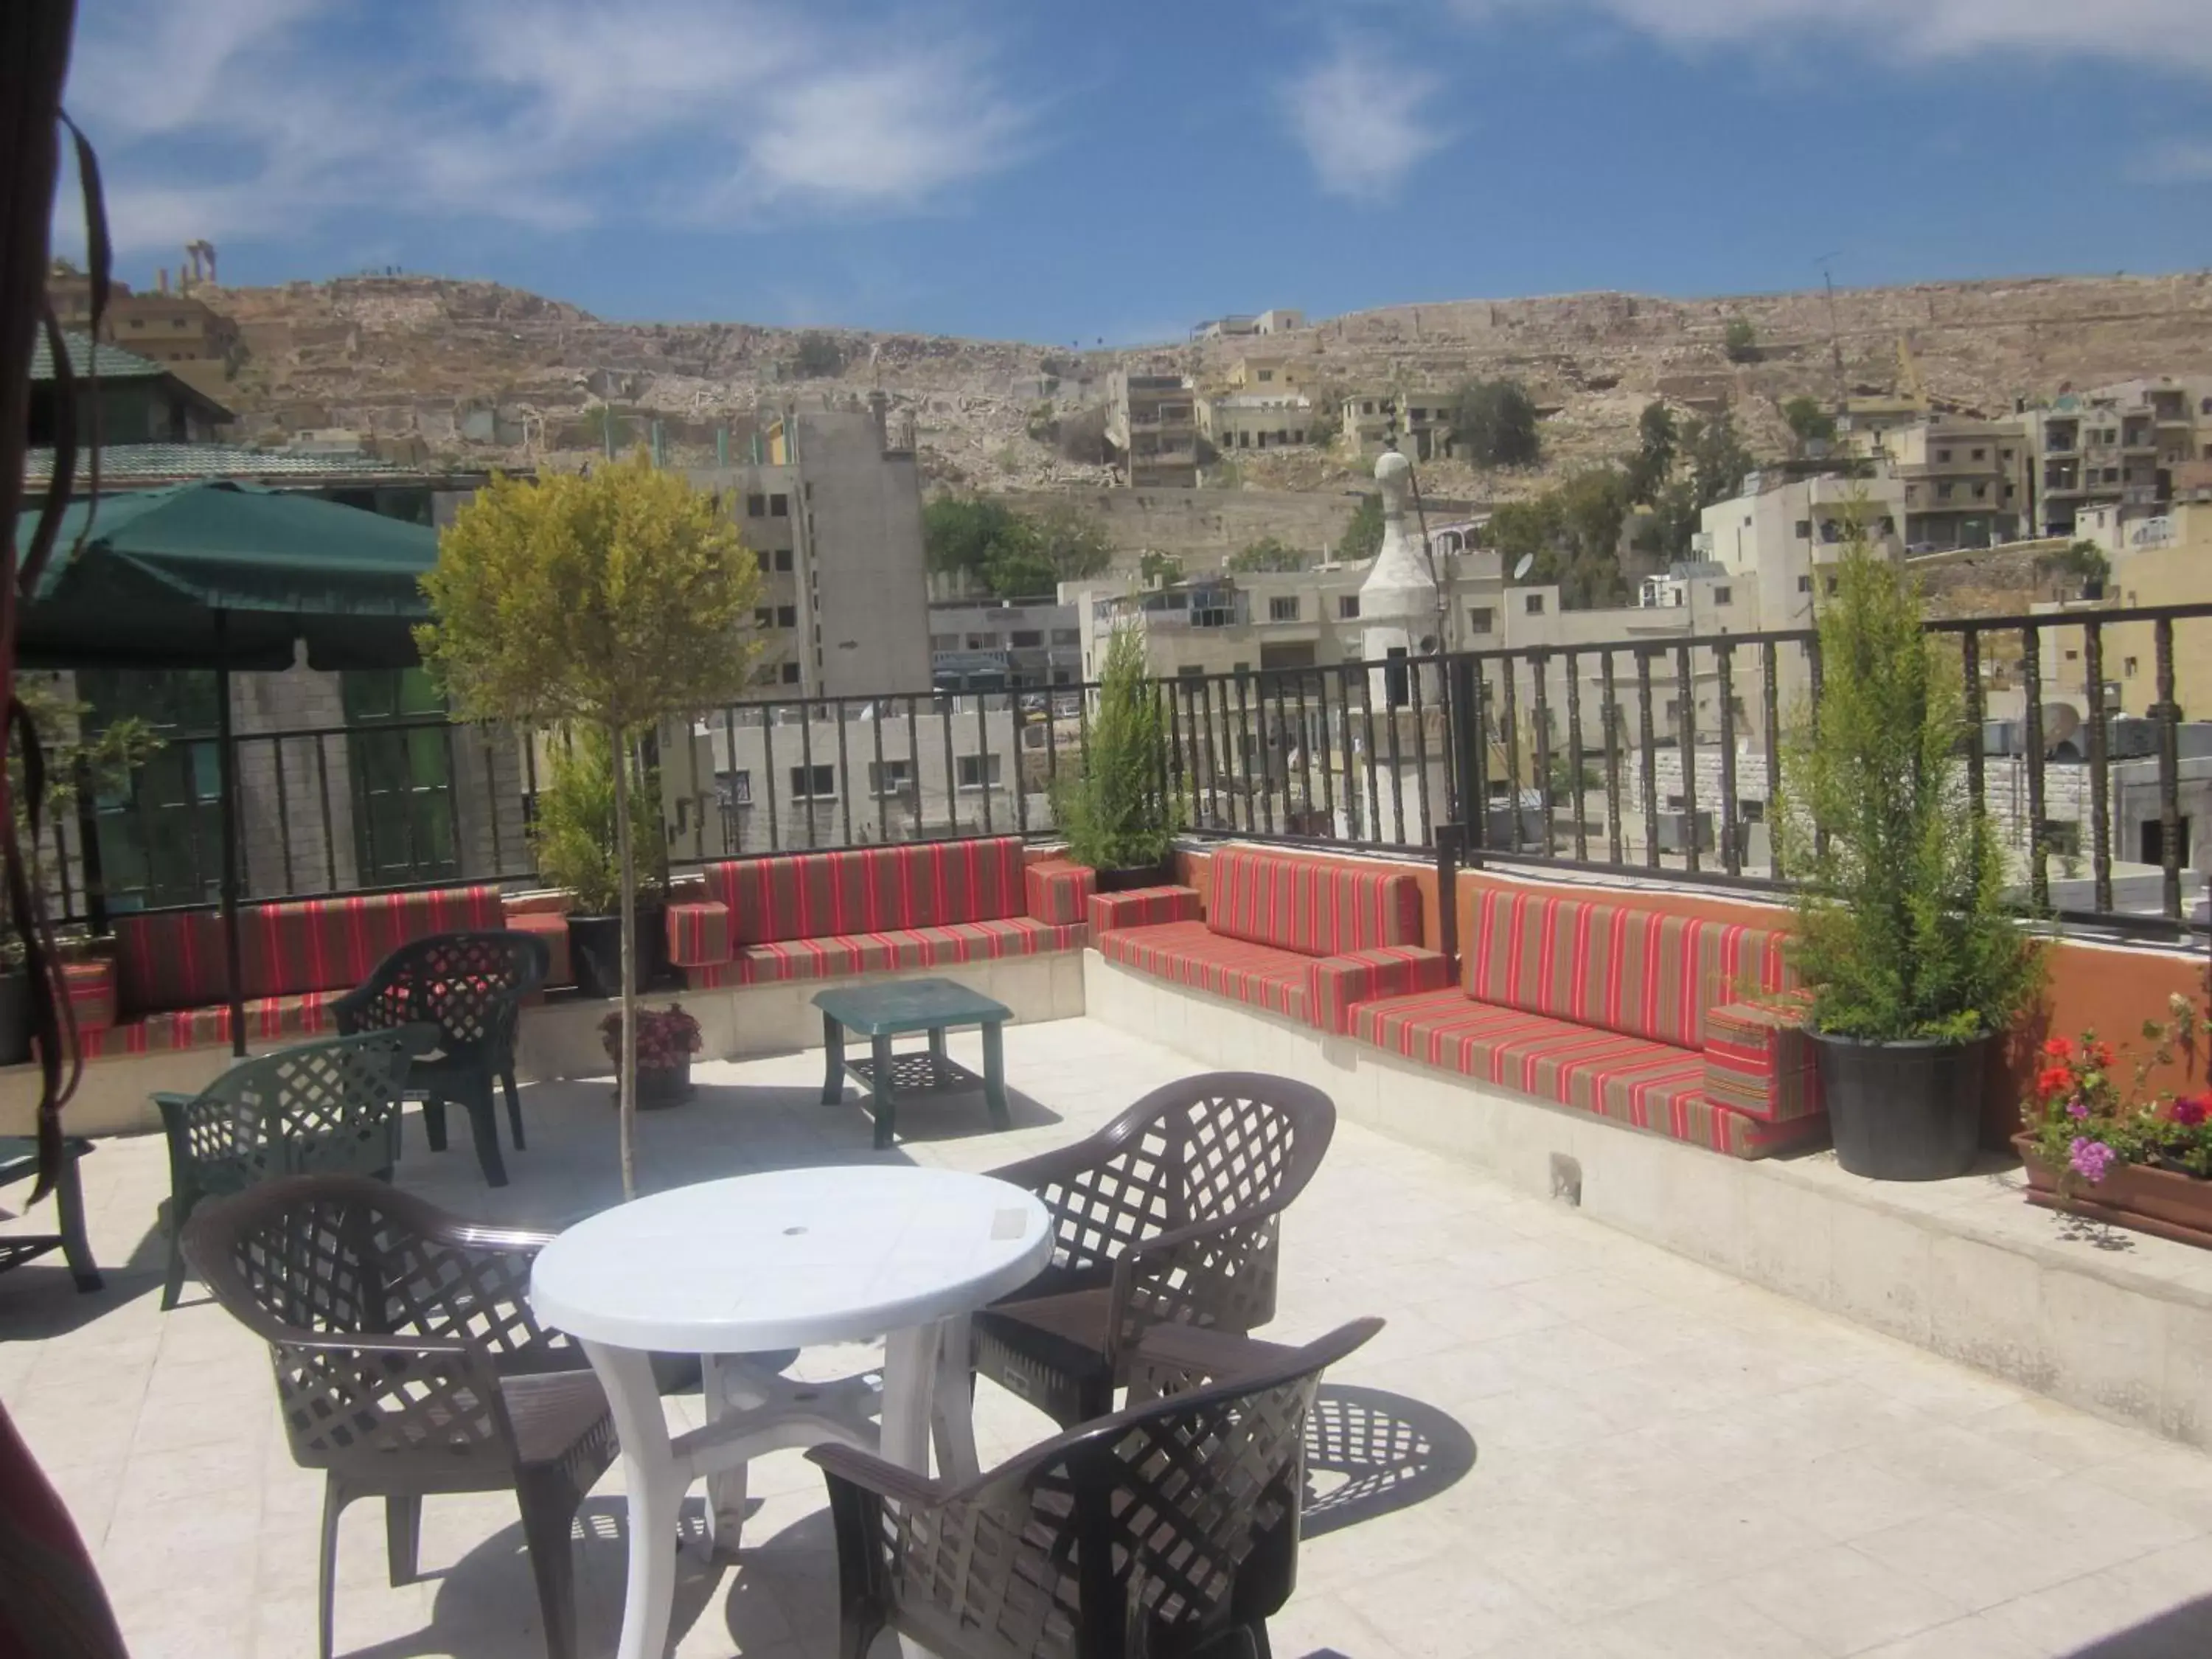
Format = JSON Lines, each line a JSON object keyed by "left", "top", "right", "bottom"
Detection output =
{"left": 1359, "top": 447, "right": 1439, "bottom": 701}
{"left": 1347, "top": 447, "right": 1449, "bottom": 844}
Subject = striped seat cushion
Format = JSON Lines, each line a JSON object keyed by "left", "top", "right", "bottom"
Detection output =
{"left": 77, "top": 989, "right": 352, "bottom": 1059}
{"left": 1206, "top": 848, "right": 1424, "bottom": 958}
{"left": 1354, "top": 987, "right": 1826, "bottom": 1160}
{"left": 1098, "top": 920, "right": 1310, "bottom": 1023}
{"left": 709, "top": 838, "right": 1030, "bottom": 946}
{"left": 1023, "top": 860, "right": 1096, "bottom": 928}
{"left": 1091, "top": 886, "right": 1201, "bottom": 933}
{"left": 1705, "top": 998, "right": 1823, "bottom": 1124}
{"left": 501, "top": 910, "right": 574, "bottom": 988}
{"left": 685, "top": 917, "right": 1086, "bottom": 988}
{"left": 1465, "top": 887, "right": 1790, "bottom": 1051}
{"left": 112, "top": 885, "right": 509, "bottom": 1014}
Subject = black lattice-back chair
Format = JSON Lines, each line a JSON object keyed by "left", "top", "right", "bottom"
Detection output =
{"left": 812, "top": 1317, "right": 1381, "bottom": 1659}
{"left": 334, "top": 929, "right": 550, "bottom": 1187}
{"left": 156, "top": 1027, "right": 427, "bottom": 1310}
{"left": 182, "top": 1174, "right": 610, "bottom": 1659}
{"left": 971, "top": 1072, "right": 1335, "bottom": 1430}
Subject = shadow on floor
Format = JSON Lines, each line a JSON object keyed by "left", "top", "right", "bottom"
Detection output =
{"left": 2065, "top": 1592, "right": 2212, "bottom": 1658}
{"left": 813, "top": 1082, "right": 1065, "bottom": 1144}
{"left": 1300, "top": 1385, "right": 1477, "bottom": 1540}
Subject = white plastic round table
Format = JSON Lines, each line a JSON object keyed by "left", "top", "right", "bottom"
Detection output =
{"left": 530, "top": 1166, "right": 1052, "bottom": 1659}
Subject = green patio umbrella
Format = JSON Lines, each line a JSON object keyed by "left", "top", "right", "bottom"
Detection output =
{"left": 12, "top": 481, "right": 443, "bottom": 1054}
{"left": 15, "top": 480, "right": 438, "bottom": 671}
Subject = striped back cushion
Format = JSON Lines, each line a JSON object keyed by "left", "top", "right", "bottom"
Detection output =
{"left": 114, "top": 884, "right": 508, "bottom": 1013}
{"left": 714, "top": 836, "right": 1029, "bottom": 946}
{"left": 1464, "top": 886, "right": 1790, "bottom": 1051}
{"left": 1205, "top": 848, "right": 1424, "bottom": 959}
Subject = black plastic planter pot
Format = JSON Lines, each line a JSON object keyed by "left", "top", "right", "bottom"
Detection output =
{"left": 1094, "top": 863, "right": 1174, "bottom": 894}
{"left": 567, "top": 914, "right": 624, "bottom": 1000}
{"left": 1813, "top": 1031, "right": 1989, "bottom": 1180}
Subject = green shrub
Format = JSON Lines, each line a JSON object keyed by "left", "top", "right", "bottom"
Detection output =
{"left": 530, "top": 727, "right": 666, "bottom": 915}
{"left": 1781, "top": 520, "right": 2042, "bottom": 1042}
{"left": 1053, "top": 628, "right": 1177, "bottom": 871}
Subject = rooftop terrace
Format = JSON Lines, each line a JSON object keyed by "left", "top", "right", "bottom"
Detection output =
{"left": 7, "top": 1016, "right": 2212, "bottom": 1659}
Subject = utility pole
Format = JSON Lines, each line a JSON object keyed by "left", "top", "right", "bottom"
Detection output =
{"left": 1817, "top": 252, "right": 1847, "bottom": 414}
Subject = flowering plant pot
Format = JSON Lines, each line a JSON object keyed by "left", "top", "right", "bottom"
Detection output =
{"left": 2014, "top": 1133, "right": 2212, "bottom": 1251}
{"left": 600, "top": 1003, "right": 703, "bottom": 1110}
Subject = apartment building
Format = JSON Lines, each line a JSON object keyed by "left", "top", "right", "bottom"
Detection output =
{"left": 1698, "top": 467, "right": 1909, "bottom": 633}
{"left": 1199, "top": 392, "right": 1315, "bottom": 453}
{"left": 2020, "top": 379, "right": 2212, "bottom": 536}
{"left": 1865, "top": 419, "right": 2030, "bottom": 550}
{"left": 47, "top": 264, "right": 240, "bottom": 372}
{"left": 685, "top": 400, "right": 932, "bottom": 702}
{"left": 1338, "top": 388, "right": 1455, "bottom": 462}
{"left": 1105, "top": 371, "right": 1199, "bottom": 488}
{"left": 928, "top": 599, "right": 1082, "bottom": 691}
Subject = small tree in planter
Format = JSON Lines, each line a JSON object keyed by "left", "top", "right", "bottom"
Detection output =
{"left": 420, "top": 456, "right": 760, "bottom": 1198}
{"left": 530, "top": 726, "right": 669, "bottom": 998}
{"left": 1781, "top": 523, "right": 2042, "bottom": 1179}
{"left": 1053, "top": 626, "right": 1177, "bottom": 890}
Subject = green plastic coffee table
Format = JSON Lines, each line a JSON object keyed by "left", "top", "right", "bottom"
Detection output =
{"left": 0, "top": 1135, "right": 100, "bottom": 1292}
{"left": 813, "top": 978, "right": 1012, "bottom": 1150}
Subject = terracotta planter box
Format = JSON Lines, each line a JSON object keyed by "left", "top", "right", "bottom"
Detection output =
{"left": 2014, "top": 1133, "right": 2212, "bottom": 1251}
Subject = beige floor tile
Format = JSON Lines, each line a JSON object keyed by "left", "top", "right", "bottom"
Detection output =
{"left": 1579, "top": 1583, "right": 1824, "bottom": 1657}
{"left": 1725, "top": 1547, "right": 1972, "bottom": 1658}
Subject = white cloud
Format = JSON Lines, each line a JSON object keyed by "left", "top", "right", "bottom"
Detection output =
{"left": 60, "top": 0, "right": 1032, "bottom": 254}
{"left": 1451, "top": 0, "right": 2212, "bottom": 78}
{"left": 1281, "top": 44, "right": 1447, "bottom": 201}
{"left": 2140, "top": 138, "right": 2212, "bottom": 182}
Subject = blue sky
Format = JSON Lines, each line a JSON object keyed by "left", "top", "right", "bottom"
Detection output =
{"left": 58, "top": 0, "right": 2212, "bottom": 344}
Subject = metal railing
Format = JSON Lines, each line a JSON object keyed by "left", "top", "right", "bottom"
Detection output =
{"left": 44, "top": 602, "right": 2212, "bottom": 945}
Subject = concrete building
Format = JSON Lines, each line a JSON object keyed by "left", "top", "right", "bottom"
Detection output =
{"left": 1255, "top": 310, "right": 1306, "bottom": 335}
{"left": 1220, "top": 355, "right": 1304, "bottom": 392}
{"left": 2019, "top": 379, "right": 2212, "bottom": 536}
{"left": 1198, "top": 392, "right": 1315, "bottom": 453}
{"left": 28, "top": 331, "right": 230, "bottom": 448}
{"left": 47, "top": 263, "right": 241, "bottom": 372}
{"left": 1338, "top": 388, "right": 1455, "bottom": 462}
{"left": 1105, "top": 372, "right": 1199, "bottom": 488}
{"left": 1697, "top": 466, "right": 1908, "bottom": 639}
{"left": 1852, "top": 417, "right": 2031, "bottom": 550}
{"left": 927, "top": 598, "right": 1082, "bottom": 692}
{"left": 685, "top": 400, "right": 932, "bottom": 702}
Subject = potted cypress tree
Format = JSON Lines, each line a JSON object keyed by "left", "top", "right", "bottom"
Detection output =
{"left": 1054, "top": 626, "right": 1178, "bottom": 891}
{"left": 530, "top": 727, "right": 671, "bottom": 999}
{"left": 1783, "top": 526, "right": 2042, "bottom": 1180}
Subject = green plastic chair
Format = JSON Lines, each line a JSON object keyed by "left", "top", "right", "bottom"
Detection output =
{"left": 156, "top": 1027, "right": 427, "bottom": 1310}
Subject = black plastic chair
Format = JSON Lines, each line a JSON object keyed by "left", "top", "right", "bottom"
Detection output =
{"left": 971, "top": 1072, "right": 1336, "bottom": 1429}
{"left": 335, "top": 930, "right": 549, "bottom": 1186}
{"left": 183, "top": 1174, "right": 609, "bottom": 1659}
{"left": 811, "top": 1317, "right": 1382, "bottom": 1659}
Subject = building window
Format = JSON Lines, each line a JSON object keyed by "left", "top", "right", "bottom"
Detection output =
{"left": 1524, "top": 594, "right": 1545, "bottom": 616}
{"left": 1363, "top": 401, "right": 1375, "bottom": 414}
{"left": 956, "top": 754, "right": 1003, "bottom": 790}
{"left": 770, "top": 493, "right": 790, "bottom": 517}
{"left": 780, "top": 661, "right": 801, "bottom": 685}
{"left": 1826, "top": 576, "right": 1840, "bottom": 595}
{"left": 2064, "top": 648, "right": 2079, "bottom": 661}
{"left": 1712, "top": 585, "right": 1732, "bottom": 605}
{"left": 1972, "top": 448, "right": 1987, "bottom": 461}
{"left": 747, "top": 493, "right": 767, "bottom": 517}
{"left": 929, "top": 632, "right": 960, "bottom": 650}
{"left": 1937, "top": 482, "right": 1955, "bottom": 500}
{"left": 1972, "top": 484, "right": 1987, "bottom": 499}
{"left": 773, "top": 548, "right": 793, "bottom": 572}
{"left": 1936, "top": 448, "right": 1952, "bottom": 462}
{"left": 342, "top": 668, "right": 458, "bottom": 886}
{"left": 1051, "top": 627, "right": 1080, "bottom": 645}
{"left": 1338, "top": 595, "right": 1360, "bottom": 619}
{"left": 1257, "top": 369, "right": 1273, "bottom": 382}
{"left": 777, "top": 605, "right": 798, "bottom": 627}
{"left": 1879, "top": 516, "right": 1896, "bottom": 536}
{"left": 867, "top": 758, "right": 912, "bottom": 795}
{"left": 1010, "top": 630, "right": 1043, "bottom": 648}
{"left": 2125, "top": 656, "right": 2140, "bottom": 678}
{"left": 1798, "top": 574, "right": 1813, "bottom": 593}
{"left": 1467, "top": 606, "right": 1495, "bottom": 633}
{"left": 1795, "top": 519, "right": 1812, "bottom": 539}
{"left": 1177, "top": 664, "right": 1204, "bottom": 678}
{"left": 724, "top": 769, "right": 751, "bottom": 807}
{"left": 756, "top": 608, "right": 775, "bottom": 630}
{"left": 789, "top": 763, "right": 836, "bottom": 799}
{"left": 1269, "top": 597, "right": 1300, "bottom": 622}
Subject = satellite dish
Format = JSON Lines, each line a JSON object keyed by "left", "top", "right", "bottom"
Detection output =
{"left": 2044, "top": 702, "right": 2081, "bottom": 755}
{"left": 1512, "top": 553, "right": 1535, "bottom": 581}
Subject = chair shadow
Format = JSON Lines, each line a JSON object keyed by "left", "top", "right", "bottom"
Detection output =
{"left": 813, "top": 1082, "right": 1064, "bottom": 1146}
{"left": 2062, "top": 1592, "right": 2212, "bottom": 1656}
{"left": 1299, "top": 1385, "right": 1477, "bottom": 1540}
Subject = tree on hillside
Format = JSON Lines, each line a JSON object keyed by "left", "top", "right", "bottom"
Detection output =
{"left": 792, "top": 331, "right": 844, "bottom": 378}
{"left": 1140, "top": 550, "right": 1183, "bottom": 586}
{"left": 1484, "top": 470, "right": 1631, "bottom": 608}
{"left": 1338, "top": 493, "right": 1384, "bottom": 563}
{"left": 1447, "top": 379, "right": 1541, "bottom": 468}
{"left": 420, "top": 456, "right": 761, "bottom": 1199}
{"left": 1228, "top": 535, "right": 1306, "bottom": 574}
{"left": 1783, "top": 395, "right": 1837, "bottom": 449}
{"left": 1684, "top": 413, "right": 1757, "bottom": 512}
{"left": 1724, "top": 318, "right": 1759, "bottom": 364}
{"left": 1624, "top": 401, "right": 1677, "bottom": 505}
{"left": 923, "top": 495, "right": 1025, "bottom": 589}
{"left": 930, "top": 499, "right": 1113, "bottom": 597}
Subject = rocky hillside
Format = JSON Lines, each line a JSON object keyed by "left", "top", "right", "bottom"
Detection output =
{"left": 194, "top": 269, "right": 2212, "bottom": 507}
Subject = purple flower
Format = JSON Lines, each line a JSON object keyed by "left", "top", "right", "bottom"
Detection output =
{"left": 2069, "top": 1137, "right": 2117, "bottom": 1184}
{"left": 2066, "top": 1099, "right": 2090, "bottom": 1121}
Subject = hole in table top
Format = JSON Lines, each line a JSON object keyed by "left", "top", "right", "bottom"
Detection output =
{"left": 784, "top": 1225, "right": 807, "bottom": 1236}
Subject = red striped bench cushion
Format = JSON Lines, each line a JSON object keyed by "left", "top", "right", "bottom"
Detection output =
{"left": 684, "top": 917, "right": 1086, "bottom": 988}
{"left": 1705, "top": 998, "right": 1823, "bottom": 1124}
{"left": 707, "top": 838, "right": 1029, "bottom": 946}
{"left": 1098, "top": 920, "right": 1310, "bottom": 1024}
{"left": 1308, "top": 945, "right": 1452, "bottom": 1037}
{"left": 1023, "top": 860, "right": 1096, "bottom": 928}
{"left": 1090, "top": 886, "right": 1201, "bottom": 933}
{"left": 112, "top": 885, "right": 508, "bottom": 1014}
{"left": 1354, "top": 987, "right": 1825, "bottom": 1160}
{"left": 501, "top": 911, "right": 573, "bottom": 988}
{"left": 77, "top": 989, "right": 352, "bottom": 1058}
{"left": 1465, "top": 887, "right": 1790, "bottom": 1052}
{"left": 1207, "top": 847, "right": 1423, "bottom": 958}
